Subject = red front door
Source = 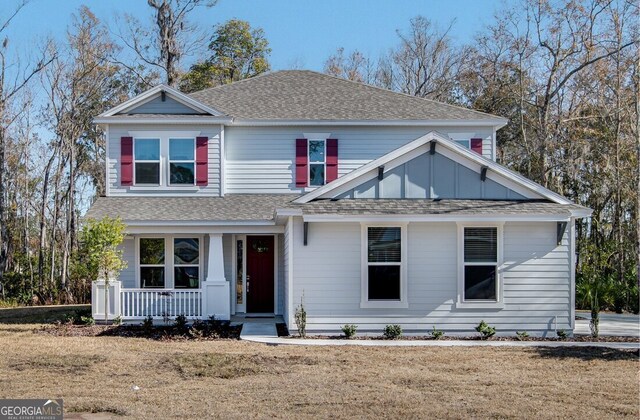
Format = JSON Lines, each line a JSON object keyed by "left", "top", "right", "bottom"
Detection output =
{"left": 246, "top": 236, "right": 275, "bottom": 313}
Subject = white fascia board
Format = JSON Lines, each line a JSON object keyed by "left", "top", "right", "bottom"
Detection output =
{"left": 93, "top": 116, "right": 233, "bottom": 124}
{"left": 295, "top": 130, "right": 575, "bottom": 205}
{"left": 302, "top": 214, "right": 572, "bottom": 223}
{"left": 294, "top": 132, "right": 436, "bottom": 203}
{"left": 98, "top": 84, "right": 225, "bottom": 117}
{"left": 126, "top": 225, "right": 284, "bottom": 235}
{"left": 230, "top": 119, "right": 508, "bottom": 127}
{"left": 122, "top": 220, "right": 276, "bottom": 226}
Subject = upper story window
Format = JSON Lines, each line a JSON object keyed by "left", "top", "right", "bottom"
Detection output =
{"left": 134, "top": 139, "right": 160, "bottom": 184}
{"left": 308, "top": 139, "right": 326, "bottom": 186}
{"left": 169, "top": 138, "right": 196, "bottom": 185}
{"left": 455, "top": 140, "right": 470, "bottom": 149}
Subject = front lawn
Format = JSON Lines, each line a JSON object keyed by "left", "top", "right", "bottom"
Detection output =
{"left": 0, "top": 322, "right": 637, "bottom": 419}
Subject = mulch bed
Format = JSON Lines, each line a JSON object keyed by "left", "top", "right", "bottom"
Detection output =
{"left": 286, "top": 334, "right": 639, "bottom": 343}
{"left": 36, "top": 321, "right": 242, "bottom": 341}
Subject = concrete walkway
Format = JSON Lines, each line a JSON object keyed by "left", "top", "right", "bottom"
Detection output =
{"left": 575, "top": 311, "right": 640, "bottom": 337}
{"left": 241, "top": 334, "right": 639, "bottom": 350}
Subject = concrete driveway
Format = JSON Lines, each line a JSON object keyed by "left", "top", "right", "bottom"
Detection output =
{"left": 575, "top": 311, "right": 640, "bottom": 337}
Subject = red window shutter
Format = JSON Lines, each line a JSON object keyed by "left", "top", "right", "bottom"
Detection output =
{"left": 121, "top": 136, "right": 133, "bottom": 186}
{"left": 295, "top": 138, "right": 308, "bottom": 187}
{"left": 195, "top": 136, "right": 209, "bottom": 186}
{"left": 470, "top": 138, "right": 483, "bottom": 155}
{"left": 326, "top": 138, "right": 338, "bottom": 183}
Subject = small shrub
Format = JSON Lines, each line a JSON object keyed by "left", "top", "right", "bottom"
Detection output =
{"left": 475, "top": 320, "right": 496, "bottom": 339}
{"left": 174, "top": 314, "right": 188, "bottom": 330}
{"left": 516, "top": 331, "right": 529, "bottom": 341}
{"left": 431, "top": 326, "right": 444, "bottom": 340}
{"left": 341, "top": 324, "right": 358, "bottom": 339}
{"left": 556, "top": 329, "right": 568, "bottom": 339}
{"left": 142, "top": 315, "right": 154, "bottom": 334}
{"left": 383, "top": 324, "right": 403, "bottom": 340}
{"left": 113, "top": 315, "right": 123, "bottom": 326}
{"left": 294, "top": 295, "right": 307, "bottom": 338}
{"left": 80, "top": 315, "right": 95, "bottom": 326}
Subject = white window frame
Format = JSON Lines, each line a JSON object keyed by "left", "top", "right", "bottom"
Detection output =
{"left": 173, "top": 237, "right": 201, "bottom": 289}
{"left": 308, "top": 138, "right": 327, "bottom": 186}
{"left": 136, "top": 235, "right": 203, "bottom": 289}
{"left": 128, "top": 131, "right": 201, "bottom": 189}
{"left": 455, "top": 222, "right": 504, "bottom": 309}
{"left": 133, "top": 138, "right": 161, "bottom": 186}
{"left": 360, "top": 223, "right": 408, "bottom": 309}
{"left": 138, "top": 236, "right": 167, "bottom": 288}
{"left": 454, "top": 139, "right": 471, "bottom": 149}
{"left": 168, "top": 138, "right": 197, "bottom": 186}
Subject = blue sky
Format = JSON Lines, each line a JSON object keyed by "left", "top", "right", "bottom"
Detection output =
{"left": 4, "top": 0, "right": 500, "bottom": 71}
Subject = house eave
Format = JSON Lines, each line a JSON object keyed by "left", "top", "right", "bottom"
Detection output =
{"left": 301, "top": 214, "right": 573, "bottom": 223}
{"left": 93, "top": 116, "right": 233, "bottom": 124}
{"left": 228, "top": 118, "right": 508, "bottom": 127}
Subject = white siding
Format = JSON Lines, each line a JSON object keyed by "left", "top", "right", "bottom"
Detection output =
{"left": 119, "top": 237, "right": 136, "bottom": 289}
{"left": 290, "top": 218, "right": 570, "bottom": 336}
{"left": 107, "top": 124, "right": 222, "bottom": 196}
{"left": 122, "top": 95, "right": 200, "bottom": 114}
{"left": 225, "top": 126, "right": 495, "bottom": 194}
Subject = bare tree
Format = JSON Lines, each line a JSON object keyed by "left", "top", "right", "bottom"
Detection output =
{"left": 117, "top": 0, "right": 216, "bottom": 87}
{"left": 324, "top": 48, "right": 376, "bottom": 84}
{"left": 0, "top": 0, "right": 54, "bottom": 297}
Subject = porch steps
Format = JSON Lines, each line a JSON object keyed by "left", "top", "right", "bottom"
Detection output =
{"left": 239, "top": 323, "right": 278, "bottom": 339}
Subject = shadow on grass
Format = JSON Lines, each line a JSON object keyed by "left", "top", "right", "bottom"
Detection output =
{"left": 0, "top": 305, "right": 90, "bottom": 324}
{"left": 534, "top": 346, "right": 639, "bottom": 362}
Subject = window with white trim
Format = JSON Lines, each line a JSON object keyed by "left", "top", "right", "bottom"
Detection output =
{"left": 134, "top": 138, "right": 160, "bottom": 184}
{"left": 366, "top": 226, "right": 402, "bottom": 301}
{"left": 308, "top": 139, "right": 326, "bottom": 186}
{"left": 169, "top": 138, "right": 195, "bottom": 185}
{"left": 454, "top": 139, "right": 470, "bottom": 149}
{"left": 173, "top": 238, "right": 199, "bottom": 288}
{"left": 463, "top": 227, "right": 498, "bottom": 301}
{"left": 140, "top": 238, "right": 165, "bottom": 288}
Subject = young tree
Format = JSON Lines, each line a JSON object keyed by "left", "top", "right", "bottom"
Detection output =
{"left": 180, "top": 19, "right": 271, "bottom": 92}
{"left": 79, "top": 217, "right": 127, "bottom": 324}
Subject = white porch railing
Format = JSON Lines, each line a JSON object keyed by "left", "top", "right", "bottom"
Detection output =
{"left": 120, "top": 289, "right": 202, "bottom": 319}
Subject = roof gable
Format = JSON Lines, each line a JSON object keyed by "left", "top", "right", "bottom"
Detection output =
{"left": 98, "top": 84, "right": 225, "bottom": 118}
{"left": 189, "top": 70, "right": 508, "bottom": 124}
{"left": 295, "top": 132, "right": 574, "bottom": 205}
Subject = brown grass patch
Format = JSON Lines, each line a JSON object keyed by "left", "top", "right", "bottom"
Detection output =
{"left": 0, "top": 323, "right": 637, "bottom": 419}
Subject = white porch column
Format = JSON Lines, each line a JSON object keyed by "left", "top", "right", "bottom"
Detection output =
{"left": 92, "top": 278, "right": 121, "bottom": 322}
{"left": 203, "top": 233, "right": 230, "bottom": 320}
{"left": 206, "top": 233, "right": 226, "bottom": 282}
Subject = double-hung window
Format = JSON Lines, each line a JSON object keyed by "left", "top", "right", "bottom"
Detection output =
{"left": 169, "top": 138, "right": 195, "bottom": 185}
{"left": 140, "top": 238, "right": 165, "bottom": 288}
{"left": 463, "top": 227, "right": 499, "bottom": 301}
{"left": 174, "top": 238, "right": 199, "bottom": 288}
{"left": 362, "top": 225, "right": 407, "bottom": 308}
{"left": 134, "top": 139, "right": 160, "bottom": 184}
{"left": 308, "top": 139, "right": 326, "bottom": 186}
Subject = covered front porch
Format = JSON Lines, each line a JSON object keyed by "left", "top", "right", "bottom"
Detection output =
{"left": 92, "top": 227, "right": 285, "bottom": 322}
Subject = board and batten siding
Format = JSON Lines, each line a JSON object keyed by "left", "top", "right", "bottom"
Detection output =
{"left": 122, "top": 95, "right": 201, "bottom": 114}
{"left": 290, "top": 218, "right": 571, "bottom": 335}
{"left": 107, "top": 124, "right": 222, "bottom": 196}
{"left": 224, "top": 126, "right": 495, "bottom": 194}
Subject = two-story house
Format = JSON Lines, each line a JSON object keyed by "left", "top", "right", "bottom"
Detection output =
{"left": 87, "top": 70, "right": 591, "bottom": 336}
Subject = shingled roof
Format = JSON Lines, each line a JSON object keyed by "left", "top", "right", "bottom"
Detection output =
{"left": 189, "top": 70, "right": 505, "bottom": 122}
{"left": 85, "top": 195, "right": 586, "bottom": 224}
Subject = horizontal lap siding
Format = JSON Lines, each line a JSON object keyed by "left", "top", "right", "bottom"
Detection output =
{"left": 119, "top": 238, "right": 136, "bottom": 288}
{"left": 108, "top": 124, "right": 221, "bottom": 196}
{"left": 291, "top": 218, "right": 571, "bottom": 335}
{"left": 225, "top": 126, "right": 494, "bottom": 193}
